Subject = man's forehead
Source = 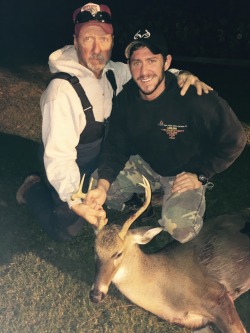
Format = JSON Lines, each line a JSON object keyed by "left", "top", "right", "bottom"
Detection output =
{"left": 79, "top": 24, "right": 111, "bottom": 36}
{"left": 130, "top": 46, "right": 160, "bottom": 59}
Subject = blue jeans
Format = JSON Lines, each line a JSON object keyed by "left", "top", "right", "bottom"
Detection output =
{"left": 24, "top": 178, "right": 85, "bottom": 241}
{"left": 24, "top": 141, "right": 101, "bottom": 241}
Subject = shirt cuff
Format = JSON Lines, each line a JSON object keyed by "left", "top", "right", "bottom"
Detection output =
{"left": 67, "top": 197, "right": 82, "bottom": 209}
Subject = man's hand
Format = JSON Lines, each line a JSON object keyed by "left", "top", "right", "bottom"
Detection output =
{"left": 177, "top": 71, "right": 213, "bottom": 96}
{"left": 71, "top": 202, "right": 108, "bottom": 228}
{"left": 71, "top": 178, "right": 110, "bottom": 228}
{"left": 85, "top": 178, "right": 110, "bottom": 208}
{"left": 84, "top": 188, "right": 107, "bottom": 209}
{"left": 172, "top": 172, "right": 202, "bottom": 193}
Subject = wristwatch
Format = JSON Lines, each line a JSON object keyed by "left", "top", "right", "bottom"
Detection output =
{"left": 197, "top": 174, "right": 208, "bottom": 185}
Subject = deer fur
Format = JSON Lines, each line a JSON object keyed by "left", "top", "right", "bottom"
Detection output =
{"left": 90, "top": 210, "right": 250, "bottom": 333}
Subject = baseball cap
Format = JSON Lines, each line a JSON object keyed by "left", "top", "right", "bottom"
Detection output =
{"left": 125, "top": 28, "right": 168, "bottom": 59}
{"left": 73, "top": 3, "right": 113, "bottom": 36}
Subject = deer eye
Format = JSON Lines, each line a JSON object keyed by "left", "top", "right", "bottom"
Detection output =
{"left": 113, "top": 251, "right": 123, "bottom": 259}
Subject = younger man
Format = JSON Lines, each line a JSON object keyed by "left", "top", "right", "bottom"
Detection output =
{"left": 86, "top": 27, "right": 246, "bottom": 243}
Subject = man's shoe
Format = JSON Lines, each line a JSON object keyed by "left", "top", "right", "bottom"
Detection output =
{"left": 125, "top": 192, "right": 164, "bottom": 209}
{"left": 16, "top": 174, "right": 41, "bottom": 204}
{"left": 123, "top": 193, "right": 144, "bottom": 211}
{"left": 140, "top": 204, "right": 155, "bottom": 222}
{"left": 123, "top": 193, "right": 155, "bottom": 222}
{"left": 151, "top": 191, "right": 164, "bottom": 207}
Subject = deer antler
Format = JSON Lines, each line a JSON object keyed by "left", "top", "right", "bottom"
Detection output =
{"left": 71, "top": 174, "right": 94, "bottom": 201}
{"left": 71, "top": 175, "right": 106, "bottom": 231}
{"left": 118, "top": 175, "right": 151, "bottom": 240}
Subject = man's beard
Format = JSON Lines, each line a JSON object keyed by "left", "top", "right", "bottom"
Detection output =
{"left": 87, "top": 55, "right": 106, "bottom": 74}
{"left": 138, "top": 71, "right": 165, "bottom": 96}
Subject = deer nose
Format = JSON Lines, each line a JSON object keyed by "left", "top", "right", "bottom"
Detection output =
{"left": 89, "top": 289, "right": 106, "bottom": 303}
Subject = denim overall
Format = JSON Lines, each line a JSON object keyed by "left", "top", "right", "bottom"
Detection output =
{"left": 25, "top": 71, "right": 117, "bottom": 241}
{"left": 53, "top": 71, "right": 117, "bottom": 190}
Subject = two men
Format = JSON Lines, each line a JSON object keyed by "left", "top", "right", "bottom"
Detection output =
{"left": 85, "top": 27, "right": 247, "bottom": 243}
{"left": 17, "top": 3, "right": 212, "bottom": 241}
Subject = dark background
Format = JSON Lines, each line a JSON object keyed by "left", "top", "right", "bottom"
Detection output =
{"left": 1, "top": 0, "right": 250, "bottom": 64}
{"left": 1, "top": 0, "right": 250, "bottom": 123}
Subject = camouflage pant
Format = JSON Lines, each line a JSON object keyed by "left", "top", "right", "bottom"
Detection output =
{"left": 93, "top": 155, "right": 210, "bottom": 243}
{"left": 159, "top": 177, "right": 206, "bottom": 243}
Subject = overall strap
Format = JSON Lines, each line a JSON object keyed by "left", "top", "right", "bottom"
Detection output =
{"left": 49, "top": 70, "right": 117, "bottom": 123}
{"left": 105, "top": 70, "right": 117, "bottom": 129}
{"left": 106, "top": 69, "right": 117, "bottom": 97}
{"left": 49, "top": 72, "right": 95, "bottom": 123}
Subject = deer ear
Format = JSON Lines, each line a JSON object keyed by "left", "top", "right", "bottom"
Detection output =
{"left": 132, "top": 227, "right": 163, "bottom": 244}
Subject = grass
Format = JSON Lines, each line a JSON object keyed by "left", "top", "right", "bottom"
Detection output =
{"left": 0, "top": 63, "right": 249, "bottom": 333}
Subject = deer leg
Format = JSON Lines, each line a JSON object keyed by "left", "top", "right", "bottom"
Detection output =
{"left": 209, "top": 294, "right": 246, "bottom": 333}
{"left": 192, "top": 326, "right": 215, "bottom": 333}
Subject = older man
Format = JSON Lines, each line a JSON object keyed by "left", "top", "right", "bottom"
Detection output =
{"left": 16, "top": 3, "right": 212, "bottom": 241}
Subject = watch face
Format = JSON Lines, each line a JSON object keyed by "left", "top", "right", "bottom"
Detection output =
{"left": 198, "top": 174, "right": 207, "bottom": 184}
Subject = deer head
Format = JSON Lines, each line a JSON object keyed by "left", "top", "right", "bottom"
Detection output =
{"left": 89, "top": 175, "right": 160, "bottom": 303}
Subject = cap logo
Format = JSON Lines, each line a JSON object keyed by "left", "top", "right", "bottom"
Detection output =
{"left": 134, "top": 29, "right": 150, "bottom": 40}
{"left": 81, "top": 3, "right": 100, "bottom": 16}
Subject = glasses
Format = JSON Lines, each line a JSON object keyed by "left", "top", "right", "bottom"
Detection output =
{"left": 74, "top": 11, "right": 112, "bottom": 25}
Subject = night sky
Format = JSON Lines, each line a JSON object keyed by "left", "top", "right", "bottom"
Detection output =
{"left": 1, "top": 0, "right": 249, "bottom": 64}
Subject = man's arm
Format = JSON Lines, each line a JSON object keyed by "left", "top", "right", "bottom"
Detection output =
{"left": 125, "top": 63, "right": 212, "bottom": 96}
{"left": 169, "top": 68, "right": 213, "bottom": 96}
{"left": 84, "top": 95, "right": 132, "bottom": 211}
{"left": 41, "top": 81, "right": 90, "bottom": 210}
{"left": 188, "top": 95, "right": 246, "bottom": 185}
{"left": 170, "top": 95, "right": 246, "bottom": 195}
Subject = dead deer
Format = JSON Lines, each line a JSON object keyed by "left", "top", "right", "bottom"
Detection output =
{"left": 72, "top": 177, "right": 250, "bottom": 333}
{"left": 72, "top": 175, "right": 250, "bottom": 332}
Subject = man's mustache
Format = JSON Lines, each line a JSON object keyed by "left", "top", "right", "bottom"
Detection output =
{"left": 90, "top": 55, "right": 105, "bottom": 61}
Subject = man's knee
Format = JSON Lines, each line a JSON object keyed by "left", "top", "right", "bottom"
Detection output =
{"left": 158, "top": 213, "right": 203, "bottom": 243}
{"left": 50, "top": 205, "right": 84, "bottom": 242}
{"left": 159, "top": 189, "right": 206, "bottom": 243}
